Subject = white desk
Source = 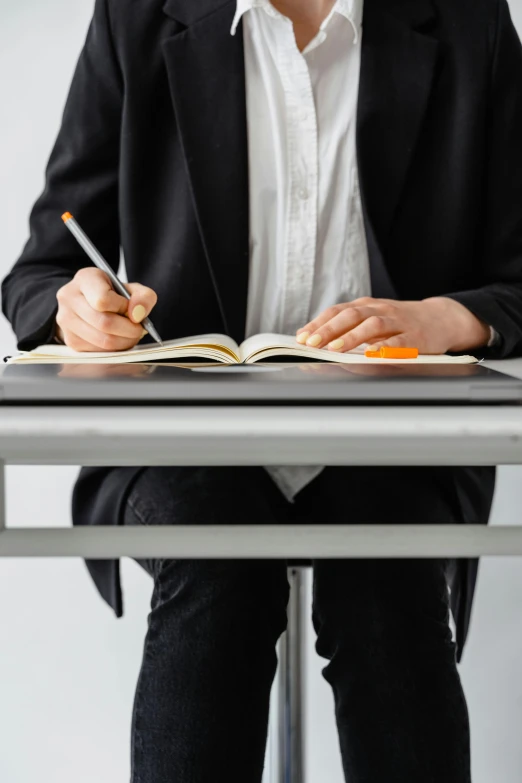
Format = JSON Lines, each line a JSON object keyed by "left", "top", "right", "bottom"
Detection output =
{"left": 1, "top": 357, "right": 521, "bottom": 559}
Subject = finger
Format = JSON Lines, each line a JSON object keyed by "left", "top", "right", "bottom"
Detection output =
{"left": 366, "top": 334, "right": 414, "bottom": 351}
{"left": 61, "top": 332, "right": 102, "bottom": 353}
{"left": 326, "top": 316, "right": 401, "bottom": 352}
{"left": 300, "top": 306, "right": 388, "bottom": 349}
{"left": 76, "top": 268, "right": 129, "bottom": 315}
{"left": 125, "top": 283, "right": 158, "bottom": 323}
{"left": 59, "top": 309, "right": 143, "bottom": 352}
{"left": 72, "top": 293, "right": 145, "bottom": 340}
{"left": 296, "top": 303, "right": 352, "bottom": 340}
{"left": 296, "top": 298, "right": 398, "bottom": 341}
{"left": 347, "top": 296, "right": 397, "bottom": 307}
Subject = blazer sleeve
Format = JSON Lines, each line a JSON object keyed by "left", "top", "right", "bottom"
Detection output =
{"left": 444, "top": 0, "right": 522, "bottom": 358}
{"left": 1, "top": 0, "right": 123, "bottom": 350}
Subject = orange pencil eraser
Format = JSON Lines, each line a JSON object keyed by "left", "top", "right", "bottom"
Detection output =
{"left": 379, "top": 347, "right": 419, "bottom": 359}
{"left": 61, "top": 212, "right": 73, "bottom": 222}
{"left": 365, "top": 346, "right": 419, "bottom": 359}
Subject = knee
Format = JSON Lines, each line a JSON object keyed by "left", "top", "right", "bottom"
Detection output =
{"left": 312, "top": 560, "right": 456, "bottom": 671}
{"left": 150, "top": 559, "right": 290, "bottom": 645}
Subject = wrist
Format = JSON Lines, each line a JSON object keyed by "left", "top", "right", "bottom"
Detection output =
{"left": 424, "top": 296, "right": 491, "bottom": 352}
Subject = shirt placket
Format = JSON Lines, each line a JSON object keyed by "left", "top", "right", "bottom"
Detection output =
{"left": 275, "top": 25, "right": 318, "bottom": 333}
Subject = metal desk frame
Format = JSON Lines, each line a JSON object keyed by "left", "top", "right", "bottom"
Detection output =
{"left": 2, "top": 357, "right": 522, "bottom": 782}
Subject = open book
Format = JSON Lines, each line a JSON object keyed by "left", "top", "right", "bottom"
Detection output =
{"left": 7, "top": 333, "right": 478, "bottom": 365}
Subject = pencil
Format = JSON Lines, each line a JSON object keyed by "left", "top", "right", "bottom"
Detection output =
{"left": 61, "top": 212, "right": 163, "bottom": 346}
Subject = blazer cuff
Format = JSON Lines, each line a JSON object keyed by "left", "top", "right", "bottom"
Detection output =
{"left": 11, "top": 277, "right": 71, "bottom": 352}
{"left": 487, "top": 326, "right": 501, "bottom": 347}
{"left": 443, "top": 289, "right": 508, "bottom": 358}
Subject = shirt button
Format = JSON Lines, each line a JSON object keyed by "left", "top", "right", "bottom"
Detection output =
{"left": 298, "top": 187, "right": 309, "bottom": 200}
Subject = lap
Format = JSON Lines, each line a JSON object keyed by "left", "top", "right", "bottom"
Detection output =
{"left": 123, "top": 466, "right": 289, "bottom": 581}
{"left": 125, "top": 465, "right": 467, "bottom": 530}
{"left": 124, "top": 465, "right": 455, "bottom": 606}
{"left": 298, "top": 466, "right": 463, "bottom": 524}
{"left": 125, "top": 466, "right": 289, "bottom": 528}
{"left": 125, "top": 468, "right": 459, "bottom": 658}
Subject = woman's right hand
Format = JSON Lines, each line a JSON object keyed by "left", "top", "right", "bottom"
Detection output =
{"left": 55, "top": 267, "right": 158, "bottom": 351}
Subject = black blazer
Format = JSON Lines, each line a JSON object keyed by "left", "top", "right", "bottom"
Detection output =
{"left": 2, "top": 0, "right": 521, "bottom": 656}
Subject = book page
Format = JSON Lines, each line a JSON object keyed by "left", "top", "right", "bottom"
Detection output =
{"left": 239, "top": 334, "right": 477, "bottom": 364}
{"left": 8, "top": 334, "right": 241, "bottom": 364}
{"left": 238, "top": 333, "right": 366, "bottom": 363}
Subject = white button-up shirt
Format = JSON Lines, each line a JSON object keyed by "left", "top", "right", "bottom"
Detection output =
{"left": 232, "top": 0, "right": 370, "bottom": 501}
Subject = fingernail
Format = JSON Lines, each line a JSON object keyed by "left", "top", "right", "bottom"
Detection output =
{"left": 366, "top": 344, "right": 378, "bottom": 351}
{"left": 132, "top": 304, "right": 146, "bottom": 323}
{"left": 328, "top": 338, "right": 344, "bottom": 351}
{"left": 296, "top": 331, "right": 310, "bottom": 344}
{"left": 141, "top": 328, "right": 148, "bottom": 338}
{"left": 306, "top": 334, "right": 322, "bottom": 347}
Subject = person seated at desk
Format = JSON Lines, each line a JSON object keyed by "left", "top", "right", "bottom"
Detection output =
{"left": 3, "top": 0, "right": 522, "bottom": 781}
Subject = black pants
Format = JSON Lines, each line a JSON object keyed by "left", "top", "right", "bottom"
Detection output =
{"left": 123, "top": 466, "right": 471, "bottom": 783}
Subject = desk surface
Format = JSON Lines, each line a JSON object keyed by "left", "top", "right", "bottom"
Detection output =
{"left": 0, "top": 353, "right": 517, "bottom": 466}
{"left": 2, "top": 358, "right": 522, "bottom": 403}
{"left": 485, "top": 357, "right": 522, "bottom": 378}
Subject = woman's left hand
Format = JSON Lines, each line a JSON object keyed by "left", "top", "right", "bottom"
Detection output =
{"left": 296, "top": 296, "right": 491, "bottom": 354}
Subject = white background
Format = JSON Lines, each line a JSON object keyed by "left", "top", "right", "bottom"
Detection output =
{"left": 1, "top": 2, "right": 522, "bottom": 781}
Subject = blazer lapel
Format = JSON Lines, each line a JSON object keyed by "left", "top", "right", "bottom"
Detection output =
{"left": 357, "top": 0, "right": 439, "bottom": 293}
{"left": 162, "top": 0, "right": 250, "bottom": 343}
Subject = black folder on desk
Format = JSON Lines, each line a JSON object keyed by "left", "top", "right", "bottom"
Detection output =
{"left": 1, "top": 362, "right": 522, "bottom": 404}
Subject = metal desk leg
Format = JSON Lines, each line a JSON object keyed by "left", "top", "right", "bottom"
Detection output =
{"left": 276, "top": 567, "right": 305, "bottom": 783}
{"left": 0, "top": 461, "right": 5, "bottom": 533}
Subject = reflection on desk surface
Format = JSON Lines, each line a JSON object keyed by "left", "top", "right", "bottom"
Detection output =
{"left": 1, "top": 360, "right": 522, "bottom": 406}
{"left": 0, "top": 359, "right": 500, "bottom": 381}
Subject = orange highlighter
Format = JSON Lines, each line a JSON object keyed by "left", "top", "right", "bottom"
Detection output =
{"left": 365, "top": 346, "right": 419, "bottom": 359}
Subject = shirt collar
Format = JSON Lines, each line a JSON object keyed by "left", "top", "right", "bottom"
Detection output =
{"left": 231, "top": 0, "right": 364, "bottom": 43}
